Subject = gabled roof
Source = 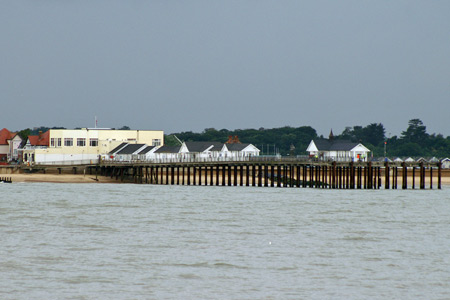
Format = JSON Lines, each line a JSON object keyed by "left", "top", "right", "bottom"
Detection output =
{"left": 225, "top": 143, "right": 252, "bottom": 151}
{"left": 116, "top": 144, "right": 146, "bottom": 155}
{"left": 184, "top": 141, "right": 223, "bottom": 152}
{"left": 27, "top": 131, "right": 49, "bottom": 146}
{"left": 154, "top": 145, "right": 181, "bottom": 154}
{"left": 137, "top": 145, "right": 155, "bottom": 154}
{"left": 0, "top": 128, "right": 14, "bottom": 145}
{"left": 109, "top": 142, "right": 128, "bottom": 154}
{"left": 311, "top": 139, "right": 361, "bottom": 151}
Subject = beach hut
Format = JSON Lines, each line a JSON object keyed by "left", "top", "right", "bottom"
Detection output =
{"left": 441, "top": 158, "right": 450, "bottom": 169}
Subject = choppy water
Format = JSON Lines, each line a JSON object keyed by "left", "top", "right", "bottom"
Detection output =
{"left": 1, "top": 183, "right": 450, "bottom": 299}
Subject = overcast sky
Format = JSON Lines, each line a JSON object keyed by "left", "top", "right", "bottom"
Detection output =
{"left": 2, "top": 1, "right": 449, "bottom": 137}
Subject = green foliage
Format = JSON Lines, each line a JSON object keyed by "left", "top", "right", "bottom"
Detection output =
{"left": 15, "top": 119, "right": 450, "bottom": 158}
{"left": 17, "top": 128, "right": 31, "bottom": 141}
{"left": 339, "top": 123, "right": 385, "bottom": 146}
{"left": 169, "top": 126, "right": 318, "bottom": 155}
{"left": 401, "top": 118, "right": 428, "bottom": 143}
{"left": 164, "top": 135, "right": 182, "bottom": 147}
{"left": 166, "top": 119, "right": 450, "bottom": 158}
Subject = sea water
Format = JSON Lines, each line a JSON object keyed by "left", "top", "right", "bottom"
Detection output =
{"left": 1, "top": 183, "right": 450, "bottom": 299}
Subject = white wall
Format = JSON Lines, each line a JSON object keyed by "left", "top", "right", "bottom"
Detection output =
{"left": 34, "top": 153, "right": 99, "bottom": 165}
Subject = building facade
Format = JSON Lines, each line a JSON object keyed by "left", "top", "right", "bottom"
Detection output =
{"left": 23, "top": 128, "right": 164, "bottom": 165}
{"left": 306, "top": 139, "right": 371, "bottom": 162}
{"left": 0, "top": 128, "right": 23, "bottom": 162}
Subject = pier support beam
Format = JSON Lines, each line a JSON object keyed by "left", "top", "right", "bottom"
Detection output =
{"left": 402, "top": 163, "right": 407, "bottom": 189}
{"left": 438, "top": 162, "right": 442, "bottom": 190}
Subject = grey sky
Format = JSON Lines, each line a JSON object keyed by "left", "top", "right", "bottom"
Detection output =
{"left": 2, "top": 1, "right": 449, "bottom": 137}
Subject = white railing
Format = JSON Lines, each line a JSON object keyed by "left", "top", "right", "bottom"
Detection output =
{"left": 101, "top": 155, "right": 314, "bottom": 164}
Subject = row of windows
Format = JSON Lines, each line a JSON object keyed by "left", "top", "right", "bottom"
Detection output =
{"left": 50, "top": 138, "right": 161, "bottom": 147}
{"left": 50, "top": 138, "right": 98, "bottom": 147}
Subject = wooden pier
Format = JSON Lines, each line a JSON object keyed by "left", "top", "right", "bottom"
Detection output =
{"left": 91, "top": 161, "right": 443, "bottom": 190}
{"left": 0, "top": 177, "right": 12, "bottom": 183}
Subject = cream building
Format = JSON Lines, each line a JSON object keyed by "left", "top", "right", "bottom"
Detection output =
{"left": 23, "top": 128, "right": 163, "bottom": 165}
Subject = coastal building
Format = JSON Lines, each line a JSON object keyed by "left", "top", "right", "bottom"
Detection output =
{"left": 179, "top": 141, "right": 224, "bottom": 160}
{"left": 441, "top": 158, "right": 450, "bottom": 169}
{"left": 154, "top": 145, "right": 181, "bottom": 161}
{"left": 106, "top": 139, "right": 261, "bottom": 162}
{"left": 110, "top": 144, "right": 158, "bottom": 162}
{"left": 22, "top": 128, "right": 164, "bottom": 165}
{"left": 222, "top": 143, "right": 260, "bottom": 159}
{"left": 306, "top": 132, "right": 371, "bottom": 162}
{"left": 0, "top": 128, "right": 23, "bottom": 162}
{"left": 24, "top": 131, "right": 50, "bottom": 149}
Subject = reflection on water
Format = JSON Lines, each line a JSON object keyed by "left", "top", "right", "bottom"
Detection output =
{"left": 1, "top": 183, "right": 450, "bottom": 299}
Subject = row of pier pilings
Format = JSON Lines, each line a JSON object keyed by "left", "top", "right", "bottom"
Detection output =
{"left": 94, "top": 161, "right": 443, "bottom": 190}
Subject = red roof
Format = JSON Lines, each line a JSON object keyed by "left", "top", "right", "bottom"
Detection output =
{"left": 0, "top": 128, "right": 14, "bottom": 145}
{"left": 28, "top": 131, "right": 50, "bottom": 146}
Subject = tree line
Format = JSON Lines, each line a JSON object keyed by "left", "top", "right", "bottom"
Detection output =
{"left": 14, "top": 119, "right": 450, "bottom": 157}
{"left": 165, "top": 119, "right": 450, "bottom": 158}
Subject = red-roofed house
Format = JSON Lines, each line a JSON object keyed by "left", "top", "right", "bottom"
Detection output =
{"left": 22, "top": 131, "right": 50, "bottom": 164}
{"left": 24, "top": 131, "right": 50, "bottom": 148}
{"left": 0, "top": 128, "right": 23, "bottom": 162}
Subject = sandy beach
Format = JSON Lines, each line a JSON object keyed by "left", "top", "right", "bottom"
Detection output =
{"left": 4, "top": 173, "right": 119, "bottom": 184}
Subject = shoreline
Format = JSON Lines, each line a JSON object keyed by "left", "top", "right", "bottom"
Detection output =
{"left": 5, "top": 173, "right": 120, "bottom": 184}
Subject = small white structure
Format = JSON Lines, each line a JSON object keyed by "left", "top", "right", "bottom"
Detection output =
{"left": 108, "top": 143, "right": 159, "bottom": 161}
{"left": 112, "top": 144, "right": 148, "bottom": 161}
{"left": 222, "top": 143, "right": 260, "bottom": 159}
{"left": 306, "top": 138, "right": 371, "bottom": 162}
{"left": 154, "top": 145, "right": 182, "bottom": 161}
{"left": 137, "top": 145, "right": 159, "bottom": 161}
{"left": 179, "top": 142, "right": 223, "bottom": 160}
{"left": 441, "top": 158, "right": 450, "bottom": 169}
{"left": 429, "top": 157, "right": 439, "bottom": 163}
{"left": 106, "top": 139, "right": 260, "bottom": 162}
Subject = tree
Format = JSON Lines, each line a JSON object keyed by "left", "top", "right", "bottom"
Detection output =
{"left": 362, "top": 123, "right": 385, "bottom": 146}
{"left": 17, "top": 128, "right": 31, "bottom": 141}
{"left": 401, "top": 119, "right": 428, "bottom": 143}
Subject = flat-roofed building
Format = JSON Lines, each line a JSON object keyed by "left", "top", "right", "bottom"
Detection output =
{"left": 23, "top": 128, "right": 163, "bottom": 165}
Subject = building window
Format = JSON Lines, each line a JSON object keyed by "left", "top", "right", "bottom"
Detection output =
{"left": 90, "top": 138, "right": 98, "bottom": 147}
{"left": 51, "top": 138, "right": 62, "bottom": 147}
{"left": 152, "top": 139, "right": 161, "bottom": 146}
{"left": 64, "top": 138, "right": 73, "bottom": 147}
{"left": 77, "top": 138, "right": 86, "bottom": 147}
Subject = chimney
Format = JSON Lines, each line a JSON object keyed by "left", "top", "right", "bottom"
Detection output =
{"left": 226, "top": 135, "right": 233, "bottom": 144}
{"left": 39, "top": 131, "right": 43, "bottom": 138}
{"left": 233, "top": 136, "right": 241, "bottom": 144}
